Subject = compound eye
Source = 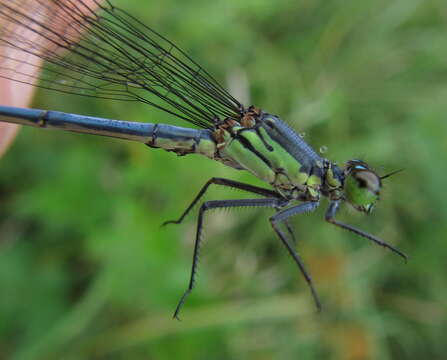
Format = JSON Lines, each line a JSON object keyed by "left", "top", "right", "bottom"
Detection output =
{"left": 354, "top": 170, "right": 381, "bottom": 195}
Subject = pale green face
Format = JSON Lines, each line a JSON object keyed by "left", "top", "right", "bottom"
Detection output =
{"left": 344, "top": 160, "right": 381, "bottom": 213}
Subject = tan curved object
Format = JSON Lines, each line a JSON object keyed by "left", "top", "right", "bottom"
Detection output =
{"left": 0, "top": 0, "right": 99, "bottom": 156}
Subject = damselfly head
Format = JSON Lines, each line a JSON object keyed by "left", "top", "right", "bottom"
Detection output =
{"left": 343, "top": 160, "right": 381, "bottom": 214}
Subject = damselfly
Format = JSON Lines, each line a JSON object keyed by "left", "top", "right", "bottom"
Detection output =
{"left": 0, "top": 0, "right": 406, "bottom": 319}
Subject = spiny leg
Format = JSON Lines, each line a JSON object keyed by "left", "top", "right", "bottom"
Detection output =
{"left": 163, "top": 177, "right": 281, "bottom": 226}
{"left": 325, "top": 200, "right": 407, "bottom": 262}
{"left": 284, "top": 220, "right": 297, "bottom": 245}
{"left": 269, "top": 201, "right": 321, "bottom": 311}
{"left": 174, "top": 197, "right": 284, "bottom": 320}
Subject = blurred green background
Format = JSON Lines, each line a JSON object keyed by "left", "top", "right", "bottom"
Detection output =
{"left": 1, "top": 0, "right": 446, "bottom": 358}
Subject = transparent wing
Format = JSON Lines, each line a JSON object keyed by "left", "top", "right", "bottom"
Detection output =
{"left": 0, "top": 0, "right": 243, "bottom": 128}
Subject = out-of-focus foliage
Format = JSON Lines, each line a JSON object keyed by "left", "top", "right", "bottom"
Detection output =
{"left": 1, "top": 0, "right": 446, "bottom": 358}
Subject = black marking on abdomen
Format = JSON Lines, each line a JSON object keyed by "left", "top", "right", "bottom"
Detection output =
{"left": 147, "top": 123, "right": 160, "bottom": 148}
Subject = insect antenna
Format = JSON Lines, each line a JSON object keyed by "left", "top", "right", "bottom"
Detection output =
{"left": 380, "top": 168, "right": 404, "bottom": 180}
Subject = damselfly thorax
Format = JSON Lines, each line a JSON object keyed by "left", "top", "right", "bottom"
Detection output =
{"left": 211, "top": 106, "right": 344, "bottom": 202}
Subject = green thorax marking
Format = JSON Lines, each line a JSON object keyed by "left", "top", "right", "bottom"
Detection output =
{"left": 213, "top": 113, "right": 343, "bottom": 199}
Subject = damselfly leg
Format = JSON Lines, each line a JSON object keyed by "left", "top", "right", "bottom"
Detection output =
{"left": 284, "top": 220, "right": 298, "bottom": 245}
{"left": 270, "top": 202, "right": 322, "bottom": 311}
{"left": 173, "top": 197, "right": 283, "bottom": 320}
{"left": 162, "top": 177, "right": 281, "bottom": 226}
{"left": 325, "top": 201, "right": 408, "bottom": 262}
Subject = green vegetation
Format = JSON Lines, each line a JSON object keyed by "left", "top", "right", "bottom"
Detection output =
{"left": 1, "top": 0, "right": 446, "bottom": 358}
